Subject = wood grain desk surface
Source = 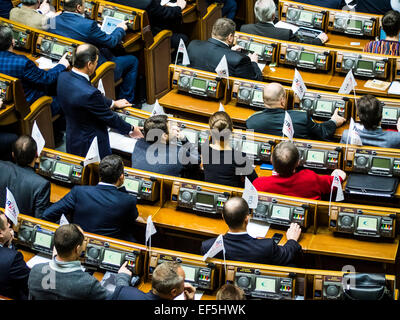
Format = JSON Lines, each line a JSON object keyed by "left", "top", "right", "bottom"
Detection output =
{"left": 325, "top": 33, "right": 370, "bottom": 52}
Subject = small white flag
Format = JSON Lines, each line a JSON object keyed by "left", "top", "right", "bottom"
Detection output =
{"left": 151, "top": 99, "right": 166, "bottom": 116}
{"left": 59, "top": 214, "right": 69, "bottom": 226}
{"left": 292, "top": 68, "right": 307, "bottom": 100}
{"left": 282, "top": 111, "right": 294, "bottom": 141}
{"left": 84, "top": 136, "right": 100, "bottom": 167}
{"left": 348, "top": 118, "right": 363, "bottom": 146}
{"left": 215, "top": 55, "right": 229, "bottom": 79}
{"left": 202, "top": 234, "right": 225, "bottom": 261}
{"left": 339, "top": 70, "right": 357, "bottom": 95}
{"left": 145, "top": 215, "right": 157, "bottom": 245}
{"left": 219, "top": 103, "right": 225, "bottom": 112}
{"left": 242, "top": 177, "right": 258, "bottom": 209}
{"left": 5, "top": 187, "right": 19, "bottom": 226}
{"left": 176, "top": 38, "right": 190, "bottom": 66}
{"left": 331, "top": 173, "right": 345, "bottom": 202}
{"left": 97, "top": 79, "right": 106, "bottom": 96}
{"left": 31, "top": 121, "right": 45, "bottom": 156}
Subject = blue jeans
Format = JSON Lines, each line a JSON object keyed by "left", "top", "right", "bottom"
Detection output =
{"left": 222, "top": 0, "right": 237, "bottom": 19}
{"left": 111, "top": 55, "right": 139, "bottom": 103}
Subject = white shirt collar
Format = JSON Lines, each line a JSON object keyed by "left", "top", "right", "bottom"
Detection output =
{"left": 72, "top": 68, "right": 90, "bottom": 81}
{"left": 98, "top": 182, "right": 117, "bottom": 188}
{"left": 227, "top": 231, "right": 248, "bottom": 235}
{"left": 212, "top": 37, "right": 230, "bottom": 47}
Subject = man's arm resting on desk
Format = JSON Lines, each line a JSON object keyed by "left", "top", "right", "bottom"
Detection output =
{"left": 33, "top": 181, "right": 51, "bottom": 220}
{"left": 42, "top": 187, "right": 77, "bottom": 223}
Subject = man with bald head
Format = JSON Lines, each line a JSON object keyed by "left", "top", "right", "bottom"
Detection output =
{"left": 201, "top": 197, "right": 302, "bottom": 266}
{"left": 57, "top": 43, "right": 143, "bottom": 158}
{"left": 246, "top": 82, "right": 345, "bottom": 141}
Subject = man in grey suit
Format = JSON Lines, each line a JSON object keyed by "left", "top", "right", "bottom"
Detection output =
{"left": 0, "top": 135, "right": 50, "bottom": 219}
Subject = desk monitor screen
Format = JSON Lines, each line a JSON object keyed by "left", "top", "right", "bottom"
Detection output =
{"left": 372, "top": 157, "right": 391, "bottom": 170}
{"left": 357, "top": 216, "right": 378, "bottom": 231}
{"left": 113, "top": 12, "right": 125, "bottom": 20}
{"left": 357, "top": 60, "right": 374, "bottom": 72}
{"left": 252, "top": 90, "right": 264, "bottom": 103}
{"left": 124, "top": 117, "right": 139, "bottom": 127}
{"left": 51, "top": 43, "right": 65, "bottom": 56}
{"left": 181, "top": 265, "right": 196, "bottom": 282}
{"left": 299, "top": 11, "right": 313, "bottom": 24}
{"left": 54, "top": 162, "right": 71, "bottom": 177}
{"left": 34, "top": 231, "right": 52, "bottom": 249}
{"left": 242, "top": 141, "right": 259, "bottom": 155}
{"left": 271, "top": 205, "right": 291, "bottom": 220}
{"left": 102, "top": 249, "right": 123, "bottom": 266}
{"left": 382, "top": 108, "right": 398, "bottom": 120}
{"left": 347, "top": 19, "right": 362, "bottom": 30}
{"left": 255, "top": 277, "right": 276, "bottom": 293}
{"left": 182, "top": 129, "right": 198, "bottom": 144}
{"left": 192, "top": 78, "right": 207, "bottom": 91}
{"left": 249, "top": 42, "right": 264, "bottom": 56}
{"left": 315, "top": 100, "right": 333, "bottom": 113}
{"left": 124, "top": 178, "right": 140, "bottom": 193}
{"left": 307, "top": 150, "right": 325, "bottom": 164}
{"left": 196, "top": 193, "right": 215, "bottom": 207}
{"left": 101, "top": 16, "right": 124, "bottom": 34}
{"left": 299, "top": 52, "right": 315, "bottom": 63}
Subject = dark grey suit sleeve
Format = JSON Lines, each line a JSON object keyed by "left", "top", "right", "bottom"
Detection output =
{"left": 42, "top": 187, "right": 77, "bottom": 223}
{"left": 269, "top": 239, "right": 302, "bottom": 266}
{"left": 306, "top": 114, "right": 337, "bottom": 141}
{"left": 33, "top": 181, "right": 51, "bottom": 219}
{"left": 235, "top": 56, "right": 263, "bottom": 81}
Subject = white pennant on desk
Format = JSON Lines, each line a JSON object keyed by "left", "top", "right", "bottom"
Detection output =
{"left": 202, "top": 234, "right": 226, "bottom": 274}
{"left": 219, "top": 102, "right": 225, "bottom": 112}
{"left": 145, "top": 215, "right": 157, "bottom": 252}
{"left": 242, "top": 177, "right": 258, "bottom": 209}
{"left": 339, "top": 70, "right": 357, "bottom": 95}
{"left": 97, "top": 79, "right": 106, "bottom": 96}
{"left": 292, "top": 68, "right": 307, "bottom": 100}
{"left": 151, "top": 99, "right": 166, "bottom": 116}
{"left": 344, "top": 118, "right": 362, "bottom": 160}
{"left": 215, "top": 55, "right": 229, "bottom": 79}
{"left": 31, "top": 121, "right": 45, "bottom": 156}
{"left": 175, "top": 38, "right": 190, "bottom": 66}
{"left": 282, "top": 111, "right": 294, "bottom": 141}
{"left": 329, "top": 172, "right": 345, "bottom": 216}
{"left": 84, "top": 136, "right": 100, "bottom": 167}
{"left": 5, "top": 187, "right": 19, "bottom": 226}
{"left": 59, "top": 214, "right": 69, "bottom": 226}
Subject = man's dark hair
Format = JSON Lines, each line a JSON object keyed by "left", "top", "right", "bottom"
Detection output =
{"left": 73, "top": 44, "right": 99, "bottom": 69}
{"left": 0, "top": 26, "right": 13, "bottom": 51}
{"left": 382, "top": 10, "right": 400, "bottom": 37}
{"left": 63, "top": 0, "right": 83, "bottom": 12}
{"left": 222, "top": 197, "right": 249, "bottom": 229}
{"left": 212, "top": 18, "right": 236, "bottom": 40}
{"left": 357, "top": 95, "right": 382, "bottom": 130}
{"left": 12, "top": 135, "right": 37, "bottom": 167}
{"left": 143, "top": 115, "right": 169, "bottom": 142}
{"left": 54, "top": 224, "right": 84, "bottom": 257}
{"left": 99, "top": 154, "right": 124, "bottom": 184}
{"left": 271, "top": 141, "right": 299, "bottom": 178}
{"left": 21, "top": 0, "right": 39, "bottom": 5}
{"left": 216, "top": 284, "right": 246, "bottom": 300}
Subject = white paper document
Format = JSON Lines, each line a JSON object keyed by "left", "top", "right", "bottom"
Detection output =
{"left": 247, "top": 219, "right": 270, "bottom": 238}
{"left": 274, "top": 21, "right": 299, "bottom": 33}
{"left": 27, "top": 255, "right": 52, "bottom": 269}
{"left": 36, "top": 57, "right": 57, "bottom": 69}
{"left": 174, "top": 289, "right": 204, "bottom": 300}
{"left": 388, "top": 81, "right": 400, "bottom": 95}
{"left": 108, "top": 131, "right": 137, "bottom": 153}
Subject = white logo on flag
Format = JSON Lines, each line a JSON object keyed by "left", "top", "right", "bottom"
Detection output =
{"left": 84, "top": 136, "right": 100, "bottom": 167}
{"left": 177, "top": 38, "right": 190, "bottom": 66}
{"left": 339, "top": 70, "right": 357, "bottom": 95}
{"left": 282, "top": 111, "right": 294, "bottom": 141}
{"left": 202, "top": 234, "right": 225, "bottom": 261}
{"left": 215, "top": 55, "right": 229, "bottom": 79}
{"left": 59, "top": 214, "right": 69, "bottom": 226}
{"left": 292, "top": 68, "right": 307, "bottom": 99}
{"left": 348, "top": 118, "right": 363, "bottom": 146}
{"left": 242, "top": 177, "right": 259, "bottom": 209}
{"left": 151, "top": 99, "right": 166, "bottom": 116}
{"left": 331, "top": 173, "right": 345, "bottom": 202}
{"left": 5, "top": 187, "right": 19, "bottom": 226}
{"left": 145, "top": 215, "right": 157, "bottom": 245}
{"left": 31, "top": 121, "right": 45, "bottom": 156}
{"left": 97, "top": 79, "right": 106, "bottom": 96}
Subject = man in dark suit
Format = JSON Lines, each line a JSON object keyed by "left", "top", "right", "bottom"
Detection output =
{"left": 294, "top": 0, "right": 344, "bottom": 9}
{"left": 0, "top": 135, "right": 50, "bottom": 219}
{"left": 246, "top": 82, "right": 346, "bottom": 141}
{"left": 354, "top": 0, "right": 392, "bottom": 15}
{"left": 0, "top": 0, "right": 13, "bottom": 19}
{"left": 49, "top": 0, "right": 139, "bottom": 103}
{"left": 42, "top": 155, "right": 139, "bottom": 242}
{"left": 112, "top": 261, "right": 196, "bottom": 300}
{"left": 0, "top": 25, "right": 69, "bottom": 115}
{"left": 201, "top": 197, "right": 302, "bottom": 266}
{"left": 109, "top": 0, "right": 188, "bottom": 50}
{"left": 57, "top": 44, "right": 143, "bottom": 158}
{"left": 240, "top": 0, "right": 328, "bottom": 46}
{"left": 0, "top": 212, "right": 30, "bottom": 300}
{"left": 187, "top": 18, "right": 263, "bottom": 81}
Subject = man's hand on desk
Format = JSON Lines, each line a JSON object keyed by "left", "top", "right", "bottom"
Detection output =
{"left": 184, "top": 282, "right": 196, "bottom": 300}
{"left": 117, "top": 20, "right": 129, "bottom": 31}
{"left": 317, "top": 32, "right": 329, "bottom": 44}
{"left": 177, "top": 0, "right": 187, "bottom": 10}
{"left": 330, "top": 108, "right": 346, "bottom": 127}
{"left": 248, "top": 52, "right": 259, "bottom": 63}
{"left": 231, "top": 45, "right": 243, "bottom": 52}
{"left": 286, "top": 223, "right": 301, "bottom": 242}
{"left": 113, "top": 99, "right": 132, "bottom": 109}
{"left": 129, "top": 126, "right": 144, "bottom": 139}
{"left": 118, "top": 261, "right": 133, "bottom": 277}
{"left": 58, "top": 52, "right": 70, "bottom": 69}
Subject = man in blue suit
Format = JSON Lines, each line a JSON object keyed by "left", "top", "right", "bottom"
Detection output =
{"left": 43, "top": 155, "right": 139, "bottom": 242}
{"left": 49, "top": 0, "right": 139, "bottom": 103}
{"left": 57, "top": 44, "right": 142, "bottom": 158}
{"left": 0, "top": 0, "right": 13, "bottom": 19}
{"left": 0, "top": 26, "right": 69, "bottom": 115}
{"left": 201, "top": 197, "right": 302, "bottom": 266}
{"left": 0, "top": 213, "right": 31, "bottom": 300}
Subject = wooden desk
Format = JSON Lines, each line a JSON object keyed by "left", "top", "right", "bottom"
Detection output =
{"left": 325, "top": 33, "right": 370, "bottom": 52}
{"left": 265, "top": 227, "right": 313, "bottom": 251}
{"left": 0, "top": 104, "right": 17, "bottom": 125}
{"left": 182, "top": 4, "right": 198, "bottom": 23}
{"left": 50, "top": 183, "right": 71, "bottom": 203}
